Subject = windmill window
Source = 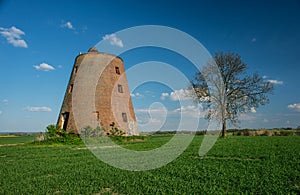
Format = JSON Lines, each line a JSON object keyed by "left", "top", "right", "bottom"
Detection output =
{"left": 93, "top": 111, "right": 100, "bottom": 121}
{"left": 118, "top": 84, "right": 123, "bottom": 93}
{"left": 74, "top": 66, "right": 78, "bottom": 73}
{"left": 122, "top": 113, "right": 128, "bottom": 122}
{"left": 68, "top": 84, "right": 74, "bottom": 93}
{"left": 115, "top": 66, "right": 120, "bottom": 75}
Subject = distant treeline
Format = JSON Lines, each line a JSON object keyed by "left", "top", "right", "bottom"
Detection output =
{"left": 0, "top": 132, "right": 41, "bottom": 136}
{"left": 148, "top": 128, "right": 300, "bottom": 136}
{"left": 150, "top": 130, "right": 207, "bottom": 135}
{"left": 1, "top": 127, "right": 300, "bottom": 137}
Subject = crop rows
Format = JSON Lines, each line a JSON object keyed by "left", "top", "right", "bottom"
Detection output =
{"left": 0, "top": 136, "right": 299, "bottom": 194}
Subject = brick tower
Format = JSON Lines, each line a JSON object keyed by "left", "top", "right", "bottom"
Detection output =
{"left": 57, "top": 47, "right": 138, "bottom": 135}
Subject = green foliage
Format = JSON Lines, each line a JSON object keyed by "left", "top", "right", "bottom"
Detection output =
{"left": 232, "top": 129, "right": 297, "bottom": 136}
{"left": 109, "top": 122, "right": 125, "bottom": 136}
{"left": 33, "top": 125, "right": 83, "bottom": 145}
{"left": 109, "top": 135, "right": 147, "bottom": 144}
{"left": 151, "top": 130, "right": 207, "bottom": 135}
{"left": 45, "top": 125, "right": 61, "bottom": 139}
{"left": 0, "top": 136, "right": 299, "bottom": 194}
{"left": 81, "top": 126, "right": 106, "bottom": 138}
{"left": 279, "top": 130, "right": 294, "bottom": 136}
{"left": 232, "top": 129, "right": 256, "bottom": 136}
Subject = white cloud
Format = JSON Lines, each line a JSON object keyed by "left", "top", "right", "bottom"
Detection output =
{"left": 263, "top": 119, "right": 269, "bottom": 123}
{"left": 103, "top": 34, "right": 124, "bottom": 48}
{"left": 173, "top": 105, "right": 197, "bottom": 112}
{"left": 34, "top": 63, "right": 55, "bottom": 71}
{"left": 263, "top": 76, "right": 283, "bottom": 85}
{"left": 2, "top": 99, "right": 8, "bottom": 105}
{"left": 136, "top": 104, "right": 168, "bottom": 117}
{"left": 135, "top": 109, "right": 148, "bottom": 113}
{"left": 288, "top": 103, "right": 300, "bottom": 112}
{"left": 267, "top": 79, "right": 283, "bottom": 85}
{"left": 135, "top": 103, "right": 167, "bottom": 131}
{"left": 25, "top": 106, "right": 52, "bottom": 112}
{"left": 148, "top": 118, "right": 162, "bottom": 124}
{"left": 130, "top": 92, "right": 143, "bottom": 98}
{"left": 136, "top": 103, "right": 207, "bottom": 131}
{"left": 61, "top": 21, "right": 74, "bottom": 30}
{"left": 160, "top": 93, "right": 169, "bottom": 100}
{"left": 250, "top": 107, "right": 256, "bottom": 113}
{"left": 239, "top": 114, "right": 256, "bottom": 121}
{"left": 65, "top": 22, "right": 73, "bottom": 29}
{"left": 169, "top": 89, "right": 192, "bottom": 101}
{"left": 136, "top": 107, "right": 166, "bottom": 114}
{"left": 0, "top": 26, "right": 28, "bottom": 48}
{"left": 172, "top": 104, "right": 205, "bottom": 118}
{"left": 81, "top": 25, "right": 88, "bottom": 33}
{"left": 137, "top": 104, "right": 204, "bottom": 118}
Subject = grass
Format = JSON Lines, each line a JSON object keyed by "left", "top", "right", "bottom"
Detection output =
{"left": 0, "top": 135, "right": 35, "bottom": 145}
{"left": 0, "top": 135, "right": 299, "bottom": 194}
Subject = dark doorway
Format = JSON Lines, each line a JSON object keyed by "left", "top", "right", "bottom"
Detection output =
{"left": 62, "top": 112, "right": 69, "bottom": 130}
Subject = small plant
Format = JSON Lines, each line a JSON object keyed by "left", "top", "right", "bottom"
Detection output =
{"left": 32, "top": 124, "right": 82, "bottom": 145}
{"left": 279, "top": 130, "right": 294, "bottom": 136}
{"left": 81, "top": 126, "right": 106, "bottom": 137}
{"left": 45, "top": 125, "right": 61, "bottom": 139}
{"left": 109, "top": 122, "right": 125, "bottom": 136}
{"left": 81, "top": 126, "right": 95, "bottom": 138}
{"left": 262, "top": 130, "right": 273, "bottom": 136}
{"left": 36, "top": 132, "right": 45, "bottom": 141}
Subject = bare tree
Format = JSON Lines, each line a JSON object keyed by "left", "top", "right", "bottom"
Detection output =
{"left": 190, "top": 52, "right": 274, "bottom": 137}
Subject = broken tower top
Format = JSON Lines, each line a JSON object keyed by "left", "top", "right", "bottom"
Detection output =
{"left": 88, "top": 47, "right": 98, "bottom": 52}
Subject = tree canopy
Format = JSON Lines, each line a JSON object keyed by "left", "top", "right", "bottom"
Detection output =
{"left": 190, "top": 52, "right": 274, "bottom": 137}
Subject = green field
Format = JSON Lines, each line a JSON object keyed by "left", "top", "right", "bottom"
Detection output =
{"left": 0, "top": 135, "right": 35, "bottom": 145}
{"left": 0, "top": 135, "right": 299, "bottom": 194}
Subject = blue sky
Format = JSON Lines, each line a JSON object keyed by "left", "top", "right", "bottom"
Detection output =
{"left": 0, "top": 0, "right": 299, "bottom": 132}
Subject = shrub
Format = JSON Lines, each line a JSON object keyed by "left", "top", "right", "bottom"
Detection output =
{"left": 232, "top": 130, "right": 241, "bottom": 136}
{"left": 109, "top": 122, "right": 125, "bottom": 136}
{"left": 279, "top": 131, "right": 294, "bottom": 136}
{"left": 81, "top": 126, "right": 106, "bottom": 137}
{"left": 32, "top": 125, "right": 83, "bottom": 145}
{"left": 45, "top": 125, "right": 61, "bottom": 139}
{"left": 242, "top": 129, "right": 251, "bottom": 136}
{"left": 261, "top": 130, "right": 273, "bottom": 136}
{"left": 196, "top": 131, "right": 207, "bottom": 135}
{"left": 36, "top": 132, "right": 45, "bottom": 141}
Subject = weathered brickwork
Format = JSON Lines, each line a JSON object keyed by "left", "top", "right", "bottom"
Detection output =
{"left": 57, "top": 47, "right": 138, "bottom": 135}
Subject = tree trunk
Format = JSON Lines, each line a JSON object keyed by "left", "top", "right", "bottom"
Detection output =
{"left": 221, "top": 120, "right": 226, "bottom": 137}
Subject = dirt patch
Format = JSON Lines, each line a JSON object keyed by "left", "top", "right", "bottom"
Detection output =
{"left": 73, "top": 145, "right": 120, "bottom": 150}
{"left": 0, "top": 135, "right": 18, "bottom": 138}
{"left": 194, "top": 156, "right": 261, "bottom": 161}
{"left": 122, "top": 139, "right": 145, "bottom": 142}
{"left": 0, "top": 143, "right": 24, "bottom": 147}
{"left": 95, "top": 187, "right": 119, "bottom": 195}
